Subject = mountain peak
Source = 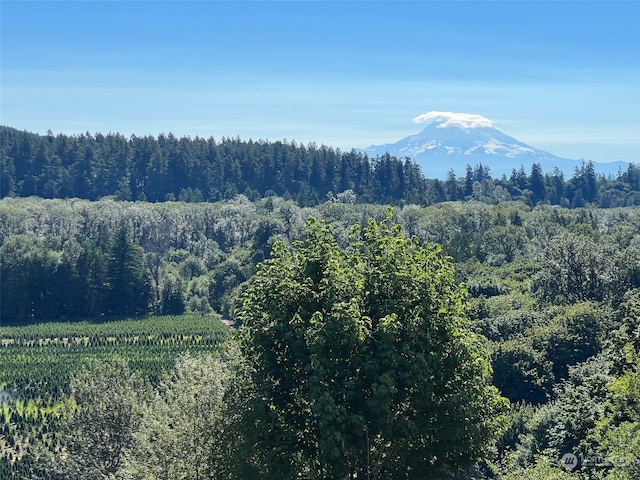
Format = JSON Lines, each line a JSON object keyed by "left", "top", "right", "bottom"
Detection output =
{"left": 362, "top": 112, "right": 585, "bottom": 179}
{"left": 412, "top": 111, "right": 496, "bottom": 130}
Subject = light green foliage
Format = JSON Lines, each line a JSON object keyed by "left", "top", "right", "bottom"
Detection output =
{"left": 124, "top": 353, "right": 229, "bottom": 480}
{"left": 46, "top": 358, "right": 147, "bottom": 479}
{"left": 0, "top": 314, "right": 229, "bottom": 401}
{"left": 0, "top": 315, "right": 229, "bottom": 478}
{"left": 494, "top": 455, "right": 575, "bottom": 480}
{"left": 482, "top": 224, "right": 529, "bottom": 265}
{"left": 589, "top": 362, "right": 640, "bottom": 480}
{"left": 620, "top": 289, "right": 640, "bottom": 357}
{"left": 238, "top": 213, "right": 508, "bottom": 479}
{"left": 533, "top": 232, "right": 618, "bottom": 304}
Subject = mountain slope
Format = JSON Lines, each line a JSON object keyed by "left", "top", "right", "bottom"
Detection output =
{"left": 363, "top": 112, "right": 623, "bottom": 179}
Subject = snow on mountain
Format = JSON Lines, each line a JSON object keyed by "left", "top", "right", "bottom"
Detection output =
{"left": 362, "top": 112, "right": 624, "bottom": 179}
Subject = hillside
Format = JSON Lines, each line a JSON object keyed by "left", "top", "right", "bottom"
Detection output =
{"left": 2, "top": 197, "right": 640, "bottom": 478}
{"left": 2, "top": 126, "right": 640, "bottom": 209}
{"left": 0, "top": 126, "right": 426, "bottom": 206}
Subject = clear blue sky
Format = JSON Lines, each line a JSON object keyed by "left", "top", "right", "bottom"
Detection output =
{"left": 1, "top": 1, "right": 638, "bottom": 162}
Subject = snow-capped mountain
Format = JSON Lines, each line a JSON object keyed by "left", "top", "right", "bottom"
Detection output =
{"left": 363, "top": 112, "right": 622, "bottom": 179}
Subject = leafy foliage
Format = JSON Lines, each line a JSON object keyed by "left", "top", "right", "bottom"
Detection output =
{"left": 124, "top": 353, "right": 230, "bottom": 480}
{"left": 4, "top": 193, "right": 640, "bottom": 478}
{"left": 237, "top": 214, "right": 508, "bottom": 479}
{"left": 46, "top": 359, "right": 146, "bottom": 479}
{"left": 0, "top": 315, "right": 229, "bottom": 477}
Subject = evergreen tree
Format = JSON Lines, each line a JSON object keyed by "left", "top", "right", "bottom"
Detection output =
{"left": 104, "top": 223, "right": 151, "bottom": 317}
{"left": 530, "top": 163, "right": 546, "bottom": 205}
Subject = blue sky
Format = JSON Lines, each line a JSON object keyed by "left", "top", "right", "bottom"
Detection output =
{"left": 1, "top": 1, "right": 638, "bottom": 162}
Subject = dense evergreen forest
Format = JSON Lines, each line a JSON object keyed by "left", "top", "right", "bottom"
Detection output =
{"left": 2, "top": 125, "right": 640, "bottom": 208}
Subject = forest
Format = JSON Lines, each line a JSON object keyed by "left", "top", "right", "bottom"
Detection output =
{"left": 0, "top": 195, "right": 639, "bottom": 478}
{"left": 2, "top": 125, "right": 640, "bottom": 208}
{"left": 1, "top": 125, "right": 640, "bottom": 478}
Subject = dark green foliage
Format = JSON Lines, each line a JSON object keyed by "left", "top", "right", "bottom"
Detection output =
{"left": 531, "top": 303, "right": 608, "bottom": 380}
{"left": 160, "top": 271, "right": 186, "bottom": 315}
{"left": 0, "top": 235, "right": 100, "bottom": 323}
{"left": 4, "top": 126, "right": 640, "bottom": 209}
{"left": 3, "top": 189, "right": 640, "bottom": 478}
{"left": 0, "top": 221, "right": 152, "bottom": 323}
{"left": 0, "top": 127, "right": 428, "bottom": 206}
{"left": 104, "top": 223, "right": 152, "bottom": 316}
{"left": 208, "top": 256, "right": 248, "bottom": 315}
{"left": 493, "top": 339, "right": 554, "bottom": 404}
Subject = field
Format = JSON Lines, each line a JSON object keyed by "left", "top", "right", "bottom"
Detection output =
{"left": 0, "top": 314, "right": 230, "bottom": 474}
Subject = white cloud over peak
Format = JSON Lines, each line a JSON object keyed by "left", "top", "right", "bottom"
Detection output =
{"left": 412, "top": 111, "right": 495, "bottom": 130}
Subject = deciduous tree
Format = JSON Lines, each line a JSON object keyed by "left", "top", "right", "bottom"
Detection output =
{"left": 237, "top": 212, "right": 508, "bottom": 479}
{"left": 43, "top": 359, "right": 146, "bottom": 479}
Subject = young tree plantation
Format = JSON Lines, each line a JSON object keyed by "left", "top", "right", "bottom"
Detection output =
{"left": 1, "top": 128, "right": 640, "bottom": 479}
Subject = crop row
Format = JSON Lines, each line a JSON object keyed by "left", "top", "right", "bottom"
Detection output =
{"left": 0, "top": 315, "right": 230, "bottom": 401}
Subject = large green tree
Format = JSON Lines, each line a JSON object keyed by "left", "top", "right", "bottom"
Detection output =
{"left": 124, "top": 353, "right": 229, "bottom": 480}
{"left": 237, "top": 212, "right": 508, "bottom": 479}
{"left": 104, "top": 222, "right": 151, "bottom": 316}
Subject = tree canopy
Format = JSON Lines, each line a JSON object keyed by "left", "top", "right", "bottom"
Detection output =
{"left": 3, "top": 125, "right": 640, "bottom": 208}
{"left": 237, "top": 212, "right": 508, "bottom": 479}
{"left": 5, "top": 198, "right": 640, "bottom": 478}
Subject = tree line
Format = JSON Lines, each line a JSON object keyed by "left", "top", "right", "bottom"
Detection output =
{"left": 0, "top": 126, "right": 427, "bottom": 206}
{"left": 1, "top": 222, "right": 151, "bottom": 323}
{"left": 6, "top": 196, "right": 640, "bottom": 325}
{"left": 2, "top": 125, "right": 640, "bottom": 207}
